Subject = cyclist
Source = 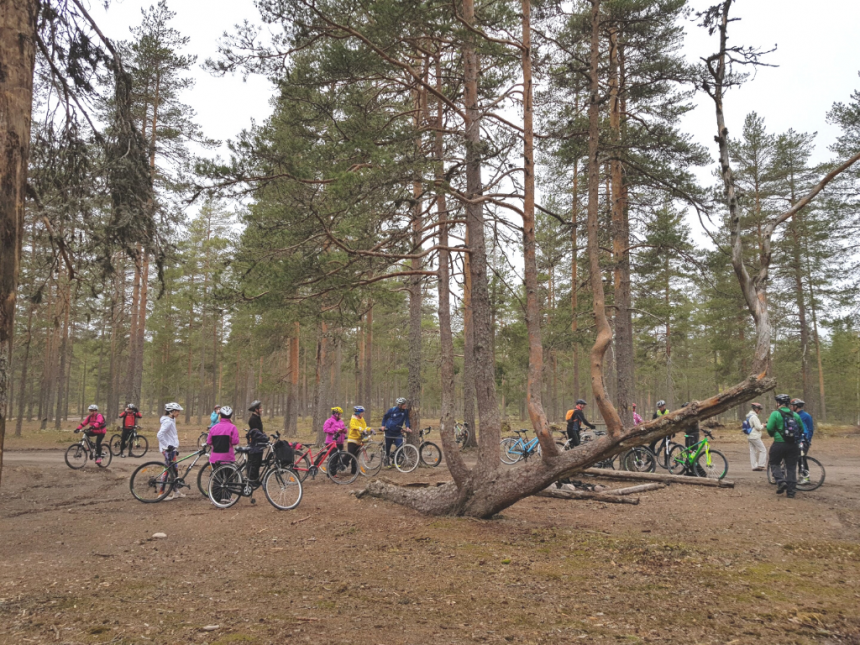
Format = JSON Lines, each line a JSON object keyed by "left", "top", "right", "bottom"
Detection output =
{"left": 75, "top": 405, "right": 107, "bottom": 465}
{"left": 791, "top": 399, "right": 815, "bottom": 483}
{"left": 744, "top": 402, "right": 767, "bottom": 471}
{"left": 157, "top": 402, "right": 184, "bottom": 500}
{"left": 649, "top": 400, "right": 670, "bottom": 453}
{"left": 766, "top": 394, "right": 803, "bottom": 498}
{"left": 380, "top": 398, "right": 412, "bottom": 465}
{"left": 681, "top": 402, "right": 700, "bottom": 448}
{"left": 565, "top": 399, "right": 594, "bottom": 449}
{"left": 209, "top": 405, "right": 221, "bottom": 430}
{"left": 207, "top": 406, "right": 240, "bottom": 464}
{"left": 117, "top": 403, "right": 142, "bottom": 458}
{"left": 246, "top": 401, "right": 267, "bottom": 483}
{"left": 323, "top": 406, "right": 347, "bottom": 474}
{"left": 347, "top": 406, "right": 371, "bottom": 475}
{"left": 632, "top": 403, "right": 643, "bottom": 426}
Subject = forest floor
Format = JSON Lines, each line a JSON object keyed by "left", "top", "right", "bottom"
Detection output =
{"left": 1, "top": 424, "right": 859, "bottom": 644}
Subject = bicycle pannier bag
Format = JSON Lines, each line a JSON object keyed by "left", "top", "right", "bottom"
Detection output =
{"left": 274, "top": 440, "right": 295, "bottom": 466}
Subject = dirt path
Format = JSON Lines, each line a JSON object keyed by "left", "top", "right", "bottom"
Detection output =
{"left": 1, "top": 434, "right": 858, "bottom": 644}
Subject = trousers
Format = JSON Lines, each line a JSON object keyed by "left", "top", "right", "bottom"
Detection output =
{"left": 748, "top": 437, "right": 767, "bottom": 469}
{"left": 769, "top": 441, "right": 800, "bottom": 493}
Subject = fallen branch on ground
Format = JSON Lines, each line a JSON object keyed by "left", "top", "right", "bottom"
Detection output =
{"left": 536, "top": 486, "right": 639, "bottom": 505}
{"left": 585, "top": 468, "right": 734, "bottom": 488}
{"left": 608, "top": 483, "right": 667, "bottom": 495}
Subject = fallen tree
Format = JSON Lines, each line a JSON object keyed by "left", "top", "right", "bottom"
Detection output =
{"left": 584, "top": 468, "right": 735, "bottom": 488}
{"left": 535, "top": 487, "right": 639, "bottom": 505}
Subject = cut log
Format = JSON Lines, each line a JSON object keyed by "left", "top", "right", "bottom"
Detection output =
{"left": 609, "top": 483, "right": 667, "bottom": 495}
{"left": 536, "top": 486, "right": 638, "bottom": 505}
{"left": 585, "top": 468, "right": 734, "bottom": 488}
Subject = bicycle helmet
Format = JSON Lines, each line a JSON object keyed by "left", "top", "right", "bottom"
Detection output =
{"left": 331, "top": 406, "right": 343, "bottom": 415}
{"left": 354, "top": 406, "right": 365, "bottom": 414}
{"left": 220, "top": 406, "right": 234, "bottom": 418}
{"left": 127, "top": 404, "right": 138, "bottom": 412}
{"left": 656, "top": 400, "right": 666, "bottom": 408}
{"left": 751, "top": 402, "right": 763, "bottom": 410}
{"left": 774, "top": 394, "right": 791, "bottom": 406}
{"left": 213, "top": 404, "right": 221, "bottom": 410}
{"left": 164, "top": 402, "right": 183, "bottom": 413}
{"left": 88, "top": 404, "right": 99, "bottom": 411}
{"left": 395, "top": 397, "right": 408, "bottom": 406}
{"left": 576, "top": 399, "right": 587, "bottom": 406}
{"left": 791, "top": 398, "right": 805, "bottom": 408}
{"left": 248, "top": 400, "right": 262, "bottom": 412}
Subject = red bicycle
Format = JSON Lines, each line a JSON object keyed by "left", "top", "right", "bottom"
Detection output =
{"left": 291, "top": 441, "right": 358, "bottom": 484}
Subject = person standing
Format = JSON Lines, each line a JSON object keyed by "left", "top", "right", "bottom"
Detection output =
{"left": 681, "top": 402, "right": 700, "bottom": 448}
{"left": 76, "top": 405, "right": 107, "bottom": 465}
{"left": 766, "top": 394, "right": 804, "bottom": 498}
{"left": 380, "top": 398, "right": 412, "bottom": 465}
{"left": 157, "top": 402, "right": 184, "bottom": 500}
{"left": 246, "top": 401, "right": 267, "bottom": 483}
{"left": 791, "top": 399, "right": 815, "bottom": 483}
{"left": 207, "top": 406, "right": 240, "bottom": 464}
{"left": 649, "top": 400, "right": 670, "bottom": 454}
{"left": 744, "top": 402, "right": 767, "bottom": 471}
{"left": 209, "top": 405, "right": 221, "bottom": 430}
{"left": 632, "top": 403, "right": 643, "bottom": 426}
{"left": 347, "top": 406, "right": 370, "bottom": 475}
{"left": 117, "top": 404, "right": 142, "bottom": 458}
{"left": 565, "top": 399, "right": 595, "bottom": 449}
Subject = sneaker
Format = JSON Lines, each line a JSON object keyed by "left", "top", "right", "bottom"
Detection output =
{"left": 776, "top": 483, "right": 787, "bottom": 495}
{"left": 174, "top": 491, "right": 187, "bottom": 498}
{"left": 95, "top": 458, "right": 102, "bottom": 465}
{"left": 800, "top": 476, "right": 810, "bottom": 485}
{"left": 786, "top": 490, "right": 796, "bottom": 499}
{"left": 120, "top": 454, "right": 126, "bottom": 458}
{"left": 165, "top": 494, "right": 176, "bottom": 501}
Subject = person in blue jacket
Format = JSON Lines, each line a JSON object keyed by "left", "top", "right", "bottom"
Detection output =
{"left": 791, "top": 398, "right": 815, "bottom": 483}
{"left": 379, "top": 398, "right": 412, "bottom": 466}
{"left": 209, "top": 405, "right": 221, "bottom": 429}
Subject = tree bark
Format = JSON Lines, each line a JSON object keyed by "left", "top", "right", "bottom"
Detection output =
{"left": 571, "top": 160, "right": 580, "bottom": 401}
{"left": 14, "top": 305, "right": 34, "bottom": 437}
{"left": 363, "top": 304, "right": 372, "bottom": 421}
{"left": 313, "top": 321, "right": 328, "bottom": 444}
{"left": 408, "top": 86, "right": 423, "bottom": 441}
{"left": 535, "top": 486, "right": 639, "bottom": 505}
{"left": 462, "top": 229, "right": 477, "bottom": 446}
{"left": 585, "top": 467, "right": 734, "bottom": 488}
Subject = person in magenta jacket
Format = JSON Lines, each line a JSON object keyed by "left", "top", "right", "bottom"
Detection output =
{"left": 76, "top": 405, "right": 107, "bottom": 464}
{"left": 323, "top": 407, "right": 347, "bottom": 448}
{"left": 207, "top": 406, "right": 240, "bottom": 464}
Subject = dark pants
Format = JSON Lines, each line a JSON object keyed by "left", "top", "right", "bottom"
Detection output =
{"left": 120, "top": 426, "right": 134, "bottom": 453}
{"left": 769, "top": 441, "right": 800, "bottom": 493}
{"left": 384, "top": 436, "right": 403, "bottom": 461}
{"left": 685, "top": 432, "right": 700, "bottom": 448}
{"left": 85, "top": 431, "right": 104, "bottom": 455}
{"left": 247, "top": 452, "right": 263, "bottom": 482}
{"left": 799, "top": 439, "right": 811, "bottom": 473}
{"left": 649, "top": 435, "right": 672, "bottom": 455}
{"left": 565, "top": 427, "right": 581, "bottom": 449}
{"left": 347, "top": 442, "right": 361, "bottom": 474}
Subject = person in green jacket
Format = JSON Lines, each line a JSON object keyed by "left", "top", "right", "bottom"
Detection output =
{"left": 766, "top": 393, "right": 804, "bottom": 498}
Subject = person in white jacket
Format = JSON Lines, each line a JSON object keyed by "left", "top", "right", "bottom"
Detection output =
{"left": 745, "top": 402, "right": 767, "bottom": 471}
{"left": 157, "top": 402, "right": 184, "bottom": 500}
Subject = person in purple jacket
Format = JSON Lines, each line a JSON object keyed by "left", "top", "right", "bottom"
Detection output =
{"left": 207, "top": 406, "right": 240, "bottom": 464}
{"left": 323, "top": 407, "right": 347, "bottom": 449}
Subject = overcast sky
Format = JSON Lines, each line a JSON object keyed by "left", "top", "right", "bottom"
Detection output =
{"left": 91, "top": 0, "right": 860, "bottom": 225}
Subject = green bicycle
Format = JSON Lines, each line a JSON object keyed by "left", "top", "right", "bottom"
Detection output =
{"left": 667, "top": 430, "right": 728, "bottom": 479}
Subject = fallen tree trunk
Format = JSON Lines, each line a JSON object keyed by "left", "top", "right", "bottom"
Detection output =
{"left": 585, "top": 468, "right": 735, "bottom": 488}
{"left": 609, "top": 482, "right": 667, "bottom": 495}
{"left": 536, "top": 486, "right": 638, "bottom": 505}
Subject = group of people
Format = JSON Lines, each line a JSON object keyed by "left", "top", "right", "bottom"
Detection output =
{"left": 74, "top": 402, "right": 143, "bottom": 465}
{"left": 321, "top": 397, "right": 413, "bottom": 470}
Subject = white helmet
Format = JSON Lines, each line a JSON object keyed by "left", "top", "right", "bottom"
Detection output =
{"left": 165, "top": 402, "right": 183, "bottom": 413}
{"left": 395, "top": 397, "right": 408, "bottom": 406}
{"left": 88, "top": 404, "right": 99, "bottom": 411}
{"left": 219, "top": 406, "right": 234, "bottom": 418}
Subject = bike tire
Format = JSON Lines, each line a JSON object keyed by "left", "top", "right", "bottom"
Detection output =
{"left": 359, "top": 444, "right": 384, "bottom": 477}
{"left": 594, "top": 455, "right": 616, "bottom": 469}
{"left": 65, "top": 443, "right": 88, "bottom": 469}
{"left": 95, "top": 443, "right": 112, "bottom": 468}
{"left": 394, "top": 444, "right": 419, "bottom": 473}
{"left": 326, "top": 451, "right": 359, "bottom": 484}
{"left": 667, "top": 444, "right": 688, "bottom": 475}
{"left": 197, "top": 431, "right": 209, "bottom": 450}
{"left": 130, "top": 461, "right": 174, "bottom": 503}
{"left": 696, "top": 449, "right": 728, "bottom": 479}
{"left": 263, "top": 466, "right": 303, "bottom": 509}
{"left": 208, "top": 463, "right": 243, "bottom": 508}
{"left": 500, "top": 438, "right": 521, "bottom": 464}
{"left": 109, "top": 434, "right": 123, "bottom": 456}
{"left": 291, "top": 453, "right": 312, "bottom": 482}
{"left": 622, "top": 447, "right": 656, "bottom": 473}
{"left": 419, "top": 441, "right": 442, "bottom": 467}
{"left": 129, "top": 435, "right": 149, "bottom": 458}
{"left": 197, "top": 462, "right": 212, "bottom": 497}
{"left": 796, "top": 456, "right": 825, "bottom": 491}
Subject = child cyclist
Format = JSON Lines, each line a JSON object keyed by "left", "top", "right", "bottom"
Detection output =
{"left": 323, "top": 407, "right": 347, "bottom": 474}
{"left": 76, "top": 405, "right": 107, "bottom": 464}
{"left": 207, "top": 406, "right": 240, "bottom": 464}
{"left": 347, "top": 406, "right": 372, "bottom": 475}
{"left": 117, "top": 403, "right": 142, "bottom": 458}
{"left": 157, "top": 402, "right": 184, "bottom": 500}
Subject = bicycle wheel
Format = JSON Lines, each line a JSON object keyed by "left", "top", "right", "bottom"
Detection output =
{"left": 359, "top": 444, "right": 384, "bottom": 476}
{"left": 197, "top": 431, "right": 209, "bottom": 450}
{"left": 197, "top": 462, "right": 212, "bottom": 497}
{"left": 594, "top": 455, "right": 616, "bottom": 469}
{"left": 500, "top": 438, "right": 521, "bottom": 464}
{"left": 796, "top": 456, "right": 825, "bottom": 491}
{"left": 419, "top": 441, "right": 442, "bottom": 467}
{"left": 130, "top": 461, "right": 174, "bottom": 503}
{"left": 263, "top": 467, "right": 303, "bottom": 509}
{"left": 95, "top": 443, "right": 112, "bottom": 468}
{"left": 65, "top": 443, "right": 88, "bottom": 469}
{"left": 394, "top": 444, "right": 419, "bottom": 473}
{"left": 109, "top": 434, "right": 123, "bottom": 456}
{"left": 326, "top": 451, "right": 359, "bottom": 484}
{"left": 622, "top": 447, "right": 656, "bottom": 473}
{"left": 129, "top": 434, "right": 149, "bottom": 458}
{"left": 696, "top": 449, "right": 728, "bottom": 479}
{"left": 667, "top": 444, "right": 688, "bottom": 475}
{"left": 291, "top": 453, "right": 312, "bottom": 482}
{"left": 208, "top": 463, "right": 243, "bottom": 508}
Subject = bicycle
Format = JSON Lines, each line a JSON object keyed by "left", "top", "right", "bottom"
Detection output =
{"left": 454, "top": 421, "right": 470, "bottom": 449}
{"left": 356, "top": 431, "right": 385, "bottom": 477}
{"left": 667, "top": 430, "right": 728, "bottom": 479}
{"left": 129, "top": 447, "right": 211, "bottom": 503}
{"left": 417, "top": 427, "right": 442, "bottom": 467}
{"left": 766, "top": 441, "right": 825, "bottom": 491}
{"left": 500, "top": 429, "right": 542, "bottom": 464}
{"left": 651, "top": 434, "right": 682, "bottom": 470}
{"left": 65, "top": 429, "right": 112, "bottom": 469}
{"left": 290, "top": 441, "right": 359, "bottom": 484}
{"left": 390, "top": 440, "right": 420, "bottom": 473}
{"left": 208, "top": 436, "right": 303, "bottom": 510}
{"left": 109, "top": 425, "right": 149, "bottom": 458}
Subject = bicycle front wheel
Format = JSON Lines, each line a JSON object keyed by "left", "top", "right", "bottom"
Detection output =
{"left": 208, "top": 463, "right": 243, "bottom": 508}
{"left": 500, "top": 438, "right": 521, "bottom": 464}
{"left": 197, "top": 462, "right": 212, "bottom": 497}
{"left": 292, "top": 453, "right": 312, "bottom": 482}
{"left": 197, "top": 431, "right": 209, "bottom": 450}
{"left": 129, "top": 435, "right": 148, "bottom": 458}
{"left": 394, "top": 444, "right": 419, "bottom": 473}
{"left": 130, "top": 461, "right": 173, "bottom": 503}
{"left": 696, "top": 449, "right": 728, "bottom": 479}
{"left": 95, "top": 444, "right": 112, "bottom": 468}
{"left": 65, "top": 443, "right": 88, "bottom": 469}
{"left": 622, "top": 447, "right": 656, "bottom": 473}
{"left": 263, "top": 467, "right": 303, "bottom": 509}
{"left": 419, "top": 441, "right": 442, "bottom": 467}
{"left": 109, "top": 434, "right": 123, "bottom": 456}
{"left": 326, "top": 451, "right": 359, "bottom": 484}
{"left": 667, "top": 444, "right": 688, "bottom": 475}
{"left": 797, "top": 456, "right": 825, "bottom": 491}
{"left": 359, "top": 444, "right": 384, "bottom": 477}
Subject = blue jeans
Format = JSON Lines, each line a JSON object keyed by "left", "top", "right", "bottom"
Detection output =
{"left": 384, "top": 436, "right": 403, "bottom": 458}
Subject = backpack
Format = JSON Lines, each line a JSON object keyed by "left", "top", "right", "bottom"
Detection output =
{"left": 565, "top": 409, "right": 574, "bottom": 421}
{"left": 273, "top": 440, "right": 295, "bottom": 466}
{"left": 779, "top": 410, "right": 801, "bottom": 444}
{"left": 741, "top": 419, "right": 752, "bottom": 435}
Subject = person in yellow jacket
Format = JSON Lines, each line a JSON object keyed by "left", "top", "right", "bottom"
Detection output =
{"left": 346, "top": 406, "right": 372, "bottom": 474}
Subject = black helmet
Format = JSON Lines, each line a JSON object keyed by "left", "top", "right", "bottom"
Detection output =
{"left": 576, "top": 399, "right": 587, "bottom": 406}
{"left": 248, "top": 400, "right": 262, "bottom": 412}
{"left": 775, "top": 394, "right": 791, "bottom": 406}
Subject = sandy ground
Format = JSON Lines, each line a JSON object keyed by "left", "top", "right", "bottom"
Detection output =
{"left": 1, "top": 428, "right": 858, "bottom": 645}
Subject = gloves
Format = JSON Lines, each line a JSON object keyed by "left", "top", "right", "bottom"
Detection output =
{"left": 74, "top": 429, "right": 80, "bottom": 434}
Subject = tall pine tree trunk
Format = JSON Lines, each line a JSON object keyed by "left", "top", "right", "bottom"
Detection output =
{"left": 571, "top": 159, "right": 580, "bottom": 401}
{"left": 363, "top": 305, "right": 373, "bottom": 421}
{"left": 14, "top": 305, "right": 34, "bottom": 437}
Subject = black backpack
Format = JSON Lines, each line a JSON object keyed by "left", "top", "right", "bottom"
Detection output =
{"left": 779, "top": 410, "right": 801, "bottom": 444}
{"left": 273, "top": 440, "right": 295, "bottom": 466}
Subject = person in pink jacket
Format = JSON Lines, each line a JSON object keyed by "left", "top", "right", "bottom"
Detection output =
{"left": 632, "top": 403, "right": 643, "bottom": 426}
{"left": 207, "top": 406, "right": 240, "bottom": 464}
{"left": 323, "top": 407, "right": 346, "bottom": 449}
{"left": 76, "top": 405, "right": 107, "bottom": 464}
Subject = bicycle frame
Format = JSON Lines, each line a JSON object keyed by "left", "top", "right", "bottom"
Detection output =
{"left": 293, "top": 441, "right": 339, "bottom": 477}
{"left": 675, "top": 436, "right": 711, "bottom": 469}
{"left": 511, "top": 432, "right": 539, "bottom": 455}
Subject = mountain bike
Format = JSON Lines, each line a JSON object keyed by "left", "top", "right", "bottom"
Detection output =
{"left": 109, "top": 425, "right": 149, "bottom": 458}
{"left": 129, "top": 447, "right": 210, "bottom": 503}
{"left": 668, "top": 430, "right": 728, "bottom": 479}
{"left": 290, "top": 441, "right": 359, "bottom": 484}
{"left": 652, "top": 435, "right": 682, "bottom": 470}
{"left": 500, "top": 429, "right": 542, "bottom": 464}
{"left": 65, "top": 430, "right": 112, "bottom": 469}
{"left": 766, "top": 441, "right": 825, "bottom": 491}
{"left": 620, "top": 446, "right": 657, "bottom": 472}
{"left": 454, "top": 421, "right": 470, "bottom": 449}
{"left": 417, "top": 427, "right": 442, "bottom": 467}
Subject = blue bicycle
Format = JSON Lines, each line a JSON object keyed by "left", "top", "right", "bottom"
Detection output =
{"left": 500, "top": 429, "right": 543, "bottom": 464}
